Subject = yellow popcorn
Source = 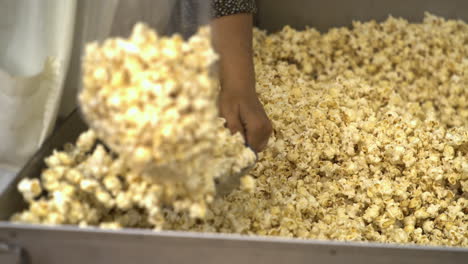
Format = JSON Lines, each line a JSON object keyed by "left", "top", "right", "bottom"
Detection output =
{"left": 12, "top": 23, "right": 256, "bottom": 228}
{"left": 240, "top": 175, "right": 256, "bottom": 193}
{"left": 17, "top": 178, "right": 42, "bottom": 201}
{"left": 79, "top": 23, "right": 255, "bottom": 210}
{"left": 76, "top": 130, "right": 97, "bottom": 153}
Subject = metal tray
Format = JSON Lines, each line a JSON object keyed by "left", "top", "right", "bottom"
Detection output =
{"left": 1, "top": 111, "right": 466, "bottom": 264}
{"left": 2, "top": 1, "right": 468, "bottom": 262}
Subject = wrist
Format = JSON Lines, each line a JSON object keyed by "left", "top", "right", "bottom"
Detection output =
{"left": 218, "top": 60, "right": 256, "bottom": 95}
{"left": 220, "top": 77, "right": 256, "bottom": 95}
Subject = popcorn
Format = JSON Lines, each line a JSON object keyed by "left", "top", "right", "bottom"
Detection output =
{"left": 79, "top": 23, "right": 255, "bottom": 210}
{"left": 76, "top": 129, "right": 97, "bottom": 153}
{"left": 11, "top": 14, "right": 468, "bottom": 247}
{"left": 12, "top": 23, "right": 255, "bottom": 228}
{"left": 240, "top": 175, "right": 256, "bottom": 193}
{"left": 17, "top": 178, "right": 42, "bottom": 201}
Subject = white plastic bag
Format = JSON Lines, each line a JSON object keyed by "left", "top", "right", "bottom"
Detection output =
{"left": 0, "top": 0, "right": 76, "bottom": 186}
{"left": 59, "top": 0, "right": 120, "bottom": 117}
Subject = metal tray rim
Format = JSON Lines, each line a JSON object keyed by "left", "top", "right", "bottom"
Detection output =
{"left": 1, "top": 221, "right": 466, "bottom": 252}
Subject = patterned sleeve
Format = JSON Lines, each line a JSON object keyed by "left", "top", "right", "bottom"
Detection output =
{"left": 212, "top": 0, "right": 257, "bottom": 18}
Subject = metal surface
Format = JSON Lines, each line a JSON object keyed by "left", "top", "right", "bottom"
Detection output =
{"left": 0, "top": 240, "right": 29, "bottom": 264}
{"left": 215, "top": 146, "right": 257, "bottom": 197}
{"left": 215, "top": 161, "right": 255, "bottom": 197}
{"left": 1, "top": 1, "right": 468, "bottom": 262}
{"left": 0, "top": 224, "right": 467, "bottom": 264}
{"left": 256, "top": 0, "right": 468, "bottom": 32}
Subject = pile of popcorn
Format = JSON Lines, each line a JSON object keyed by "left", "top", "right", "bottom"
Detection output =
{"left": 13, "top": 14, "right": 467, "bottom": 247}
{"left": 11, "top": 24, "right": 255, "bottom": 226}
{"left": 79, "top": 24, "right": 255, "bottom": 208}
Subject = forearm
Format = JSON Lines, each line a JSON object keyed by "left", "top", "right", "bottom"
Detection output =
{"left": 210, "top": 1, "right": 272, "bottom": 151}
{"left": 211, "top": 13, "right": 256, "bottom": 95}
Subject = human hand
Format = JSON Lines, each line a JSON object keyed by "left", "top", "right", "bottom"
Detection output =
{"left": 218, "top": 86, "right": 272, "bottom": 153}
{"left": 211, "top": 13, "right": 272, "bottom": 152}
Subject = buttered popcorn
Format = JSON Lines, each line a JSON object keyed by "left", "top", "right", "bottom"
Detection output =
{"left": 78, "top": 24, "right": 255, "bottom": 213}
{"left": 17, "top": 178, "right": 42, "bottom": 202}
{"left": 13, "top": 14, "right": 468, "bottom": 247}
{"left": 79, "top": 24, "right": 221, "bottom": 168}
{"left": 12, "top": 24, "right": 255, "bottom": 226}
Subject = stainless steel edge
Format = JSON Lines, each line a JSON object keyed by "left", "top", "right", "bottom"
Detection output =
{"left": 0, "top": 223, "right": 466, "bottom": 264}
{"left": 0, "top": 240, "right": 28, "bottom": 264}
{"left": 256, "top": 0, "right": 468, "bottom": 32}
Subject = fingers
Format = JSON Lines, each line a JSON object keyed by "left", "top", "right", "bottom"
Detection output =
{"left": 217, "top": 90, "right": 272, "bottom": 153}
{"left": 218, "top": 102, "right": 246, "bottom": 139}
{"left": 227, "top": 116, "right": 245, "bottom": 139}
{"left": 242, "top": 106, "right": 273, "bottom": 153}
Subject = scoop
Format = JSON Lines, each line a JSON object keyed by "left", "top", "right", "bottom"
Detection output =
{"left": 78, "top": 24, "right": 257, "bottom": 200}
{"left": 214, "top": 146, "right": 257, "bottom": 197}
